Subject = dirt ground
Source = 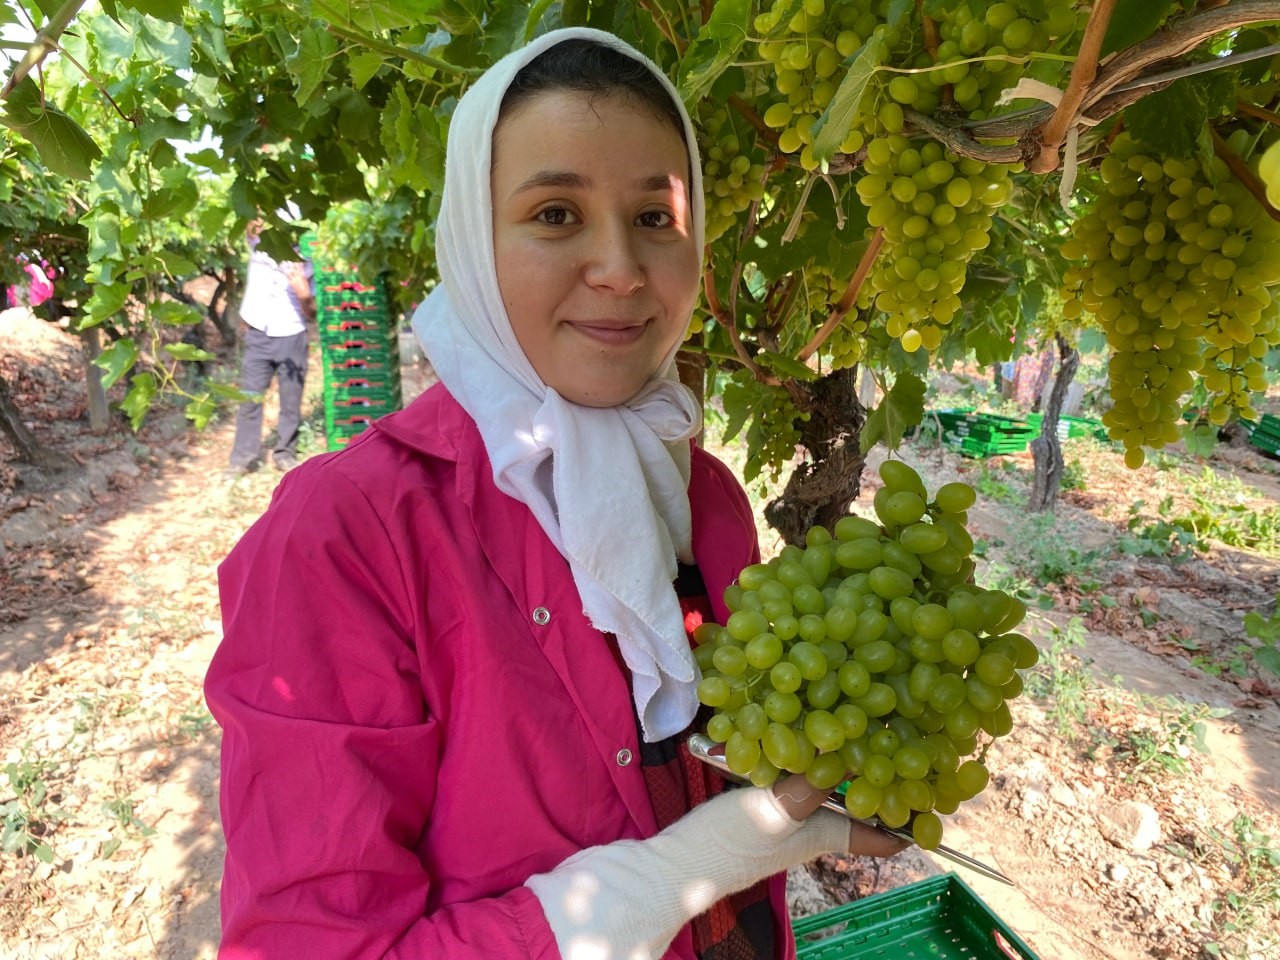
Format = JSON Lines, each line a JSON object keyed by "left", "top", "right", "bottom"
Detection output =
{"left": 1, "top": 305, "right": 1278, "bottom": 959}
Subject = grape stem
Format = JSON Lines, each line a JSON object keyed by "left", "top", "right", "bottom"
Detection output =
{"left": 703, "top": 264, "right": 779, "bottom": 386}
{"left": 636, "top": 0, "right": 684, "bottom": 53}
{"left": 798, "top": 227, "right": 885, "bottom": 364}
{"left": 729, "top": 94, "right": 780, "bottom": 147}
{"left": 916, "top": 0, "right": 953, "bottom": 106}
{"left": 1210, "top": 127, "right": 1280, "bottom": 223}
{"left": 0, "top": 0, "right": 88, "bottom": 99}
{"left": 1028, "top": 0, "right": 1118, "bottom": 174}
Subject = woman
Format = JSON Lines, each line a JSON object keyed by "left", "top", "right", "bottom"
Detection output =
{"left": 206, "top": 27, "right": 903, "bottom": 960}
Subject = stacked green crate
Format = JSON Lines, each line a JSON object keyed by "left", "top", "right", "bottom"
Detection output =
{"left": 1242, "top": 414, "right": 1280, "bottom": 456}
{"left": 1025, "top": 412, "right": 1110, "bottom": 442}
{"left": 303, "top": 233, "right": 403, "bottom": 452}
{"left": 922, "top": 410, "right": 1037, "bottom": 457}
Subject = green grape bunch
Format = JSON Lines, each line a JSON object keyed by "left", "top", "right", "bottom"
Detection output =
{"left": 1061, "top": 132, "right": 1280, "bottom": 468}
{"left": 694, "top": 460, "right": 1037, "bottom": 851}
{"left": 700, "top": 104, "right": 767, "bottom": 245}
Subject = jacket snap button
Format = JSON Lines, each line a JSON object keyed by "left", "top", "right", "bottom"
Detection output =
{"left": 532, "top": 606, "right": 551, "bottom": 626}
{"left": 616, "top": 748, "right": 633, "bottom": 767}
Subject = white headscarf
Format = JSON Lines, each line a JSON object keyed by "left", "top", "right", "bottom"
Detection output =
{"left": 412, "top": 28, "right": 707, "bottom": 742}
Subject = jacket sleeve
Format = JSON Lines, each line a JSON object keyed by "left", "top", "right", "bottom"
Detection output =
{"left": 205, "top": 466, "right": 561, "bottom": 960}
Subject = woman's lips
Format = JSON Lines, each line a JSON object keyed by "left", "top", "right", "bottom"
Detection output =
{"left": 568, "top": 320, "right": 649, "bottom": 345}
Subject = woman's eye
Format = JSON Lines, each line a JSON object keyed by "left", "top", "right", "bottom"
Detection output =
{"left": 536, "top": 207, "right": 576, "bottom": 226}
{"left": 638, "top": 210, "right": 675, "bottom": 228}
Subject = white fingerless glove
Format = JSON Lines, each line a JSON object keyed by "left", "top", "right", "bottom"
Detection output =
{"left": 525, "top": 786, "right": 849, "bottom": 960}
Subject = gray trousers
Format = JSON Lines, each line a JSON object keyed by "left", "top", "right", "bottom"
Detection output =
{"left": 229, "top": 327, "right": 308, "bottom": 468}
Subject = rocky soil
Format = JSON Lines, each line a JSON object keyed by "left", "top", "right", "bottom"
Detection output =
{"left": 1, "top": 306, "right": 1278, "bottom": 959}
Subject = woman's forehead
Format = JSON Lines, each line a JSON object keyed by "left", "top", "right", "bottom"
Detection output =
{"left": 491, "top": 89, "right": 690, "bottom": 179}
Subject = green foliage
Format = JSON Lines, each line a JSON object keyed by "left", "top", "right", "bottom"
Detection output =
{"left": 1112, "top": 697, "right": 1229, "bottom": 779}
{"left": 860, "top": 371, "right": 925, "bottom": 453}
{"left": 1, "top": 748, "right": 62, "bottom": 863}
{"left": 1202, "top": 815, "right": 1280, "bottom": 960}
{"left": 1119, "top": 497, "right": 1207, "bottom": 560}
{"left": 1025, "top": 617, "right": 1095, "bottom": 738}
{"left": 1122, "top": 471, "right": 1280, "bottom": 561}
{"left": 1243, "top": 593, "right": 1280, "bottom": 678}
{"left": 1, "top": 0, "right": 1279, "bottom": 506}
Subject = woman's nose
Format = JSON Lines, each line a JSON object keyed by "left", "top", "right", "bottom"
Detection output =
{"left": 583, "top": 222, "right": 644, "bottom": 294}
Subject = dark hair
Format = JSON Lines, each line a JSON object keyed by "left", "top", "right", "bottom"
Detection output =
{"left": 499, "top": 39, "right": 686, "bottom": 142}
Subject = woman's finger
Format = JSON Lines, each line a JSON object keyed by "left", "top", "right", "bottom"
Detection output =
{"left": 848, "top": 819, "right": 912, "bottom": 858}
{"left": 770, "top": 773, "right": 837, "bottom": 821}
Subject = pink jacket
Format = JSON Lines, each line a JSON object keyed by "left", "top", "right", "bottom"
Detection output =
{"left": 206, "top": 384, "right": 793, "bottom": 959}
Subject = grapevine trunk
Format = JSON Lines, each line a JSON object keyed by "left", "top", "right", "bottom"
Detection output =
{"left": 764, "top": 366, "right": 866, "bottom": 545}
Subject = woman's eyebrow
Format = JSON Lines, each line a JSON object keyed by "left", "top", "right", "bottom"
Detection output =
{"left": 512, "top": 170, "right": 589, "bottom": 195}
{"left": 509, "top": 171, "right": 683, "bottom": 196}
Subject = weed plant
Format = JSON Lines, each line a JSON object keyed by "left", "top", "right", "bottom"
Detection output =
{"left": 1111, "top": 697, "right": 1229, "bottom": 780}
{"left": 1202, "top": 815, "right": 1280, "bottom": 960}
{"left": 1025, "top": 618, "right": 1097, "bottom": 738}
{"left": 0, "top": 748, "right": 63, "bottom": 863}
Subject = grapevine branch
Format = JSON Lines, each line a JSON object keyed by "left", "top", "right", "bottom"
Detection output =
{"left": 703, "top": 265, "right": 777, "bottom": 385}
{"left": 1081, "top": 0, "right": 1280, "bottom": 112}
{"left": 323, "top": 21, "right": 484, "bottom": 75}
{"left": 798, "top": 227, "right": 885, "bottom": 363}
{"left": 1237, "top": 101, "right": 1280, "bottom": 128}
{"left": 924, "top": 1, "right": 1280, "bottom": 165}
{"left": 1210, "top": 127, "right": 1280, "bottom": 223}
{"left": 904, "top": 109, "right": 1022, "bottom": 163}
{"left": 0, "top": 0, "right": 88, "bottom": 98}
{"left": 729, "top": 95, "right": 780, "bottom": 146}
{"left": 1029, "top": 0, "right": 1117, "bottom": 174}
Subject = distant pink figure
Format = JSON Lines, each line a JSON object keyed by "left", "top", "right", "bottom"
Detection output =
{"left": 24, "top": 262, "right": 53, "bottom": 306}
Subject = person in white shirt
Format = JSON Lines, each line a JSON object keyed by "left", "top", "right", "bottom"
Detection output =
{"left": 227, "top": 220, "right": 316, "bottom": 475}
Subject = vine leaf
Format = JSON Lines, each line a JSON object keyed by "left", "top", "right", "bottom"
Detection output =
{"left": 164, "top": 343, "right": 216, "bottom": 361}
{"left": 885, "top": 0, "right": 913, "bottom": 28}
{"left": 1101, "top": 0, "right": 1179, "bottom": 58}
{"left": 85, "top": 282, "right": 130, "bottom": 324}
{"left": 121, "top": 0, "right": 186, "bottom": 24}
{"left": 94, "top": 338, "right": 140, "bottom": 390}
{"left": 1182, "top": 422, "right": 1217, "bottom": 458}
{"left": 677, "top": 0, "right": 751, "bottom": 107}
{"left": 1256, "top": 646, "right": 1280, "bottom": 677}
{"left": 348, "top": 51, "right": 386, "bottom": 90}
{"left": 121, "top": 372, "right": 157, "bottom": 431}
{"left": 757, "top": 352, "right": 818, "bottom": 382}
{"left": 0, "top": 78, "right": 101, "bottom": 180}
{"left": 380, "top": 82, "right": 445, "bottom": 193}
{"left": 152, "top": 301, "right": 204, "bottom": 326}
{"left": 860, "top": 372, "right": 926, "bottom": 453}
{"left": 720, "top": 375, "right": 757, "bottom": 444}
{"left": 811, "top": 34, "right": 885, "bottom": 164}
{"left": 1126, "top": 73, "right": 1238, "bottom": 160}
{"left": 289, "top": 26, "right": 339, "bottom": 106}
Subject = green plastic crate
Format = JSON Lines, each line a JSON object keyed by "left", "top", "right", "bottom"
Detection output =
{"left": 319, "top": 316, "right": 396, "bottom": 344}
{"left": 793, "top": 873, "right": 1041, "bottom": 960}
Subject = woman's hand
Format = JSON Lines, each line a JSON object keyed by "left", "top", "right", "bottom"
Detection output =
{"left": 771, "top": 772, "right": 911, "bottom": 859}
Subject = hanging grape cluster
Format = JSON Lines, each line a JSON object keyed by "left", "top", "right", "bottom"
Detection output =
{"left": 1061, "top": 133, "right": 1280, "bottom": 467}
{"left": 700, "top": 103, "right": 767, "bottom": 245}
{"left": 747, "top": 0, "right": 1083, "bottom": 356}
{"left": 696, "top": 460, "right": 1036, "bottom": 849}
